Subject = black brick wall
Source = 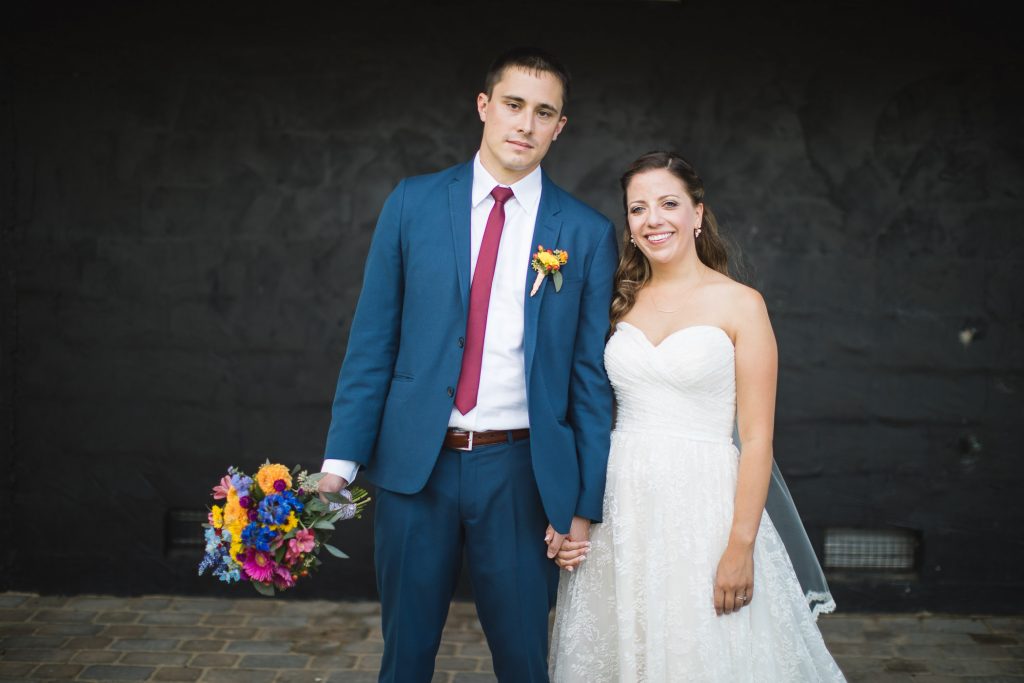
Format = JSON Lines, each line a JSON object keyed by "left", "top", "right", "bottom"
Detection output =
{"left": 2, "top": 2, "right": 1021, "bottom": 610}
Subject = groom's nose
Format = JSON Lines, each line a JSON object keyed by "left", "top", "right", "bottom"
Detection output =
{"left": 518, "top": 112, "right": 534, "bottom": 136}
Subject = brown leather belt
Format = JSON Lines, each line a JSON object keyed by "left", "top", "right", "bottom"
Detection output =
{"left": 444, "top": 428, "right": 530, "bottom": 451}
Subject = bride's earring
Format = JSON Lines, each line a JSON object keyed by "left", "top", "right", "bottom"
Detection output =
{"left": 630, "top": 237, "right": 637, "bottom": 247}
{"left": 694, "top": 226, "right": 702, "bottom": 238}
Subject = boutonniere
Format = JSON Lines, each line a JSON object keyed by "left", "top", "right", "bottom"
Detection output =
{"left": 530, "top": 245, "right": 569, "bottom": 296}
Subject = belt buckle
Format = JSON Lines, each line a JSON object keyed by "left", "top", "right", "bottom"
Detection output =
{"left": 454, "top": 430, "right": 474, "bottom": 451}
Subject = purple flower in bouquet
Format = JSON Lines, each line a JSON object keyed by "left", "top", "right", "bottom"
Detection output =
{"left": 273, "top": 564, "right": 295, "bottom": 590}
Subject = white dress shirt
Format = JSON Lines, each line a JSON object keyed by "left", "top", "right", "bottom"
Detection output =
{"left": 322, "top": 154, "right": 540, "bottom": 484}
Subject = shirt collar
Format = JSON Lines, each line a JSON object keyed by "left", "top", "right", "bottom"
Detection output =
{"left": 471, "top": 152, "right": 543, "bottom": 214}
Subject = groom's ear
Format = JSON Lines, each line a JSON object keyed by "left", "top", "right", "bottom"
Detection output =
{"left": 552, "top": 115, "right": 568, "bottom": 141}
{"left": 477, "top": 93, "right": 489, "bottom": 123}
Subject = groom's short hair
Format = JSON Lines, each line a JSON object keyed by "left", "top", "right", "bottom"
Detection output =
{"left": 484, "top": 47, "right": 572, "bottom": 113}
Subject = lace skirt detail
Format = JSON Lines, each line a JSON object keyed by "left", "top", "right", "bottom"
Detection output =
{"left": 549, "top": 430, "right": 846, "bottom": 683}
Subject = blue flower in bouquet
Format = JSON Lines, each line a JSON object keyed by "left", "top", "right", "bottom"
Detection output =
{"left": 257, "top": 496, "right": 290, "bottom": 526}
{"left": 203, "top": 527, "right": 222, "bottom": 554}
{"left": 199, "top": 528, "right": 241, "bottom": 584}
{"left": 257, "top": 491, "right": 304, "bottom": 526}
{"left": 214, "top": 563, "right": 241, "bottom": 583}
{"left": 228, "top": 467, "right": 252, "bottom": 498}
{"left": 241, "top": 522, "right": 278, "bottom": 552}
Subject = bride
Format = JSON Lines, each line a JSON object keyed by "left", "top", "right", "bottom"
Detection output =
{"left": 548, "top": 151, "right": 846, "bottom": 682}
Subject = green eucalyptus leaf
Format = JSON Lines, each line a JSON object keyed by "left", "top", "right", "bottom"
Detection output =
{"left": 252, "top": 581, "right": 275, "bottom": 598}
{"left": 313, "top": 520, "right": 335, "bottom": 530}
{"left": 553, "top": 271, "right": 563, "bottom": 292}
{"left": 320, "top": 491, "right": 348, "bottom": 504}
{"left": 324, "top": 543, "right": 349, "bottom": 559}
{"left": 306, "top": 499, "right": 329, "bottom": 513}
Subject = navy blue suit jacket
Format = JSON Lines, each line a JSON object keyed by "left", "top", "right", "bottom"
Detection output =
{"left": 324, "top": 160, "right": 617, "bottom": 534}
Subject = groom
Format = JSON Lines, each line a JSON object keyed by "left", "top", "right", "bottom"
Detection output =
{"left": 318, "top": 48, "right": 617, "bottom": 682}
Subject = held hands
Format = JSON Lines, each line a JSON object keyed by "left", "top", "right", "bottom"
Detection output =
{"left": 545, "top": 516, "right": 592, "bottom": 572}
{"left": 714, "top": 541, "right": 755, "bottom": 615}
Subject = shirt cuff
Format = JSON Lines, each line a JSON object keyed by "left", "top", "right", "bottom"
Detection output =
{"left": 321, "top": 459, "right": 360, "bottom": 485}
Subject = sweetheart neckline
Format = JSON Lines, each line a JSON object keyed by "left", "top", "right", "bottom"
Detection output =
{"left": 615, "top": 321, "right": 735, "bottom": 350}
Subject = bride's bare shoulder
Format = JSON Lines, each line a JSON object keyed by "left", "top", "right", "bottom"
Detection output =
{"left": 704, "top": 272, "right": 766, "bottom": 309}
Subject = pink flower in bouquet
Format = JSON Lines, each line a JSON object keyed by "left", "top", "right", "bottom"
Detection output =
{"left": 273, "top": 564, "right": 295, "bottom": 590}
{"left": 241, "top": 549, "right": 277, "bottom": 583}
{"left": 212, "top": 475, "right": 232, "bottom": 500}
{"left": 286, "top": 529, "right": 315, "bottom": 564}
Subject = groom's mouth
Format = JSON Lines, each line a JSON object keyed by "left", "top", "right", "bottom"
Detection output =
{"left": 506, "top": 139, "right": 534, "bottom": 150}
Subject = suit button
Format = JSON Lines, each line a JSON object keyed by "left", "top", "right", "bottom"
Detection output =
{"left": 458, "top": 337, "right": 465, "bottom": 348}
{"left": 446, "top": 387, "right": 454, "bottom": 397}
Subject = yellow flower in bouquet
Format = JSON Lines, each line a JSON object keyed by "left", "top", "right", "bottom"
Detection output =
{"left": 256, "top": 463, "right": 292, "bottom": 495}
{"left": 276, "top": 510, "right": 299, "bottom": 533}
{"left": 210, "top": 505, "right": 224, "bottom": 529}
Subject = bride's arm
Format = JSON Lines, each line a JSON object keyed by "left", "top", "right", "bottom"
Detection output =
{"left": 715, "top": 286, "right": 778, "bottom": 616}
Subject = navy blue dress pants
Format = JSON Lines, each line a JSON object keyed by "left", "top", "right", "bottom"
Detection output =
{"left": 374, "top": 438, "right": 558, "bottom": 682}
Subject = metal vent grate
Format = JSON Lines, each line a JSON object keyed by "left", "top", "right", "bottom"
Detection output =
{"left": 823, "top": 528, "right": 918, "bottom": 571}
{"left": 165, "top": 508, "right": 207, "bottom": 556}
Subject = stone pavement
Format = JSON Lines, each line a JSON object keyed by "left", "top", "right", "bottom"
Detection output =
{"left": 0, "top": 593, "right": 1021, "bottom": 682}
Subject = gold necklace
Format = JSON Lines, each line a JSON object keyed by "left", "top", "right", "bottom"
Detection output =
{"left": 650, "top": 290, "right": 678, "bottom": 313}
{"left": 647, "top": 269, "right": 704, "bottom": 314}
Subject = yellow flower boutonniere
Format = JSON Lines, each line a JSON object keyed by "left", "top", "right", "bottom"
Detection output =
{"left": 530, "top": 245, "right": 569, "bottom": 297}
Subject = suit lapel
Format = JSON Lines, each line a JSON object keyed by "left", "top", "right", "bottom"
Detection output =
{"left": 448, "top": 162, "right": 473, "bottom": 317}
{"left": 524, "top": 171, "right": 563, "bottom": 385}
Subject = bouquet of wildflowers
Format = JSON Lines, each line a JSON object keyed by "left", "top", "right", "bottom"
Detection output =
{"left": 199, "top": 462, "right": 370, "bottom": 596}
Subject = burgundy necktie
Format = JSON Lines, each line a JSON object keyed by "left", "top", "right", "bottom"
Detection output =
{"left": 454, "top": 186, "right": 515, "bottom": 415}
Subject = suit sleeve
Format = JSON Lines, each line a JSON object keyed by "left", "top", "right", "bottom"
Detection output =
{"left": 569, "top": 219, "right": 618, "bottom": 522}
{"left": 323, "top": 180, "right": 407, "bottom": 465}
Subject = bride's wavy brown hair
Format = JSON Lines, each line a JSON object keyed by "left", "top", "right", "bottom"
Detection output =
{"left": 610, "top": 151, "right": 729, "bottom": 328}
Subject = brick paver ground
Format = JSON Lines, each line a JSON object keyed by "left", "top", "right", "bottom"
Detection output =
{"left": 0, "top": 593, "right": 1021, "bottom": 682}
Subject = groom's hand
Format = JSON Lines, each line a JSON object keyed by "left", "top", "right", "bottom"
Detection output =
{"left": 317, "top": 473, "right": 348, "bottom": 503}
{"left": 544, "top": 524, "right": 565, "bottom": 560}
{"left": 545, "top": 516, "right": 592, "bottom": 564}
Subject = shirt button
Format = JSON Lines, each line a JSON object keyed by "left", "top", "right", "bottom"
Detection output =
{"left": 458, "top": 337, "right": 465, "bottom": 348}
{"left": 446, "top": 387, "right": 454, "bottom": 397}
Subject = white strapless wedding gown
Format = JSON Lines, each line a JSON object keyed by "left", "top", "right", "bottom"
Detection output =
{"left": 550, "top": 322, "right": 845, "bottom": 682}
